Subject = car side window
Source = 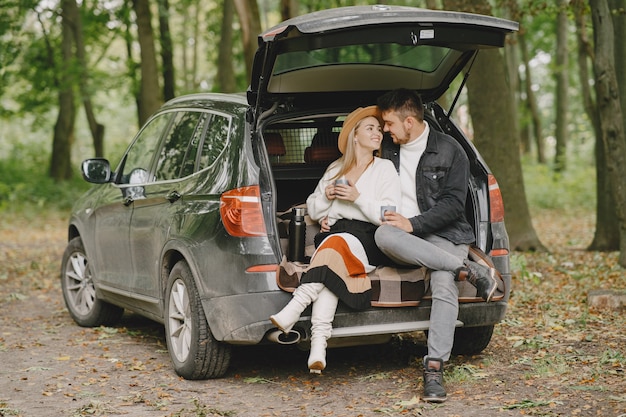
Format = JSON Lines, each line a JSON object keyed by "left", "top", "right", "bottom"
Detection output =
{"left": 179, "top": 113, "right": 209, "bottom": 178}
{"left": 120, "top": 114, "right": 171, "bottom": 184}
{"left": 154, "top": 111, "right": 204, "bottom": 181}
{"left": 197, "top": 114, "right": 230, "bottom": 171}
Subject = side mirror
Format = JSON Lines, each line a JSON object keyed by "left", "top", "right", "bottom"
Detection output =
{"left": 81, "top": 158, "right": 112, "bottom": 184}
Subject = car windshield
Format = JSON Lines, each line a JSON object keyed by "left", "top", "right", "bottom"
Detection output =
{"left": 273, "top": 43, "right": 452, "bottom": 75}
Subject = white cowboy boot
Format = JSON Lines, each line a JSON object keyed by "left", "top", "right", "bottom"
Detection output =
{"left": 270, "top": 283, "right": 324, "bottom": 333}
{"left": 308, "top": 287, "right": 339, "bottom": 374}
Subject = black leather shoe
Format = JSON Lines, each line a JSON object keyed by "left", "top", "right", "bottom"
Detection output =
{"left": 455, "top": 260, "right": 498, "bottom": 302}
{"left": 422, "top": 357, "right": 447, "bottom": 403}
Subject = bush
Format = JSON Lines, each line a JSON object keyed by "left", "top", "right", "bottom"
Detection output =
{"left": 522, "top": 156, "right": 596, "bottom": 212}
{"left": 0, "top": 143, "right": 90, "bottom": 214}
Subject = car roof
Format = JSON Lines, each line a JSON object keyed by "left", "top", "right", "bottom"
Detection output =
{"left": 163, "top": 92, "right": 247, "bottom": 109}
{"left": 248, "top": 5, "right": 518, "bottom": 108}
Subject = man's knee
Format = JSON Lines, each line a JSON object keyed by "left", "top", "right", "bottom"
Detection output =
{"left": 374, "top": 224, "right": 395, "bottom": 249}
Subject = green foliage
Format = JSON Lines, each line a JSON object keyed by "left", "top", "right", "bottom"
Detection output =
{"left": 0, "top": 143, "right": 90, "bottom": 214}
{"left": 522, "top": 155, "right": 596, "bottom": 211}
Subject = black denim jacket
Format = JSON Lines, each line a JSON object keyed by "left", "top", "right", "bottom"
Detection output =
{"left": 379, "top": 128, "right": 475, "bottom": 245}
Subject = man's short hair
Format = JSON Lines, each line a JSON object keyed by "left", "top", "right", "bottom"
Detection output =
{"left": 377, "top": 88, "right": 424, "bottom": 122}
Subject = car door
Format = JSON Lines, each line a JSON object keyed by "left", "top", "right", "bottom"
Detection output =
{"left": 93, "top": 113, "right": 171, "bottom": 293}
{"left": 248, "top": 5, "right": 519, "bottom": 110}
{"left": 128, "top": 110, "right": 208, "bottom": 311}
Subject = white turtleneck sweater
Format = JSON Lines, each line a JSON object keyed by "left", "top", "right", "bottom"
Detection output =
{"left": 398, "top": 121, "right": 429, "bottom": 218}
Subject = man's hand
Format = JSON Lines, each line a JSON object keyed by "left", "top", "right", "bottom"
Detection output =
{"left": 381, "top": 211, "right": 413, "bottom": 233}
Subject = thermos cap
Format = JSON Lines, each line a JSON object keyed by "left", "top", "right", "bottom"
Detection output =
{"left": 292, "top": 207, "right": 307, "bottom": 217}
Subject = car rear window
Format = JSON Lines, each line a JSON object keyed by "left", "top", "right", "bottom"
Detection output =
{"left": 273, "top": 43, "right": 452, "bottom": 75}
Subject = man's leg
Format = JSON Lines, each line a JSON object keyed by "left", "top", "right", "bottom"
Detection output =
{"left": 374, "top": 225, "right": 464, "bottom": 271}
{"left": 376, "top": 226, "right": 468, "bottom": 402}
{"left": 422, "top": 235, "right": 468, "bottom": 402}
{"left": 376, "top": 225, "right": 496, "bottom": 301}
{"left": 424, "top": 234, "right": 468, "bottom": 360}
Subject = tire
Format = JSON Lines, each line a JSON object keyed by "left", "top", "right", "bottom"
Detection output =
{"left": 60, "top": 237, "right": 124, "bottom": 327}
{"left": 451, "top": 325, "right": 494, "bottom": 355}
{"left": 164, "top": 260, "right": 231, "bottom": 380}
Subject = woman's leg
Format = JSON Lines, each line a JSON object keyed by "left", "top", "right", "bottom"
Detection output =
{"left": 270, "top": 282, "right": 324, "bottom": 333}
{"left": 308, "top": 286, "right": 339, "bottom": 373}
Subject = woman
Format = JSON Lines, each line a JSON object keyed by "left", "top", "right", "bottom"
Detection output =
{"left": 270, "top": 106, "right": 401, "bottom": 374}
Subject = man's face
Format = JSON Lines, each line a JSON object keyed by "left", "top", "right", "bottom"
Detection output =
{"left": 381, "top": 110, "right": 411, "bottom": 145}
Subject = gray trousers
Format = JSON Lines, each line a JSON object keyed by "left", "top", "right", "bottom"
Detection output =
{"left": 374, "top": 225, "right": 468, "bottom": 361}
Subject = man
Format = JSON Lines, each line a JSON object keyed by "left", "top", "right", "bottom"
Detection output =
{"left": 375, "top": 88, "right": 497, "bottom": 402}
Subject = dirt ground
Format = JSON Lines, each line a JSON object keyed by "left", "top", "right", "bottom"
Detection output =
{"left": 1, "top": 210, "right": 625, "bottom": 417}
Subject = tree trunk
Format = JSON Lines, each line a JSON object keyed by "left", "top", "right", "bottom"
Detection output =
{"left": 65, "top": 0, "right": 105, "bottom": 158}
{"left": 133, "top": 0, "right": 161, "bottom": 126}
{"left": 191, "top": 1, "right": 199, "bottom": 90}
{"left": 280, "top": 0, "right": 299, "bottom": 20}
{"left": 610, "top": 0, "right": 626, "bottom": 145}
{"left": 505, "top": 33, "right": 521, "bottom": 151}
{"left": 233, "top": 0, "right": 262, "bottom": 82}
{"left": 573, "top": 0, "right": 619, "bottom": 251}
{"left": 216, "top": 0, "right": 236, "bottom": 93}
{"left": 443, "top": 0, "right": 546, "bottom": 251}
{"left": 50, "top": 0, "right": 76, "bottom": 181}
{"left": 590, "top": 0, "right": 626, "bottom": 267}
{"left": 121, "top": 2, "right": 142, "bottom": 128}
{"left": 158, "top": 0, "right": 175, "bottom": 101}
{"left": 505, "top": 0, "right": 530, "bottom": 156}
{"left": 468, "top": 49, "right": 546, "bottom": 251}
{"left": 519, "top": 33, "right": 545, "bottom": 163}
{"left": 554, "top": 0, "right": 569, "bottom": 173}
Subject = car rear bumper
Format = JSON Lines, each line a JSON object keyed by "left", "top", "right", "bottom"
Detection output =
{"left": 204, "top": 291, "right": 508, "bottom": 345}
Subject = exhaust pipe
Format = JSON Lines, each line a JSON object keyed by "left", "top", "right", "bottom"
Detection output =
{"left": 266, "top": 329, "right": 302, "bottom": 344}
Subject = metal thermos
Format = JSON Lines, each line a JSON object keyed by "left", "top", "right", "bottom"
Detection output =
{"left": 288, "top": 207, "right": 306, "bottom": 262}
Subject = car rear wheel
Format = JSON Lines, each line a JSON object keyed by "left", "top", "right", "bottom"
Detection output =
{"left": 60, "top": 237, "right": 124, "bottom": 327}
{"left": 451, "top": 325, "right": 494, "bottom": 355}
{"left": 165, "top": 260, "right": 231, "bottom": 379}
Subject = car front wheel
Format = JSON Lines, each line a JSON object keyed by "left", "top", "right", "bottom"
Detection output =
{"left": 164, "top": 260, "right": 231, "bottom": 379}
{"left": 60, "top": 237, "right": 124, "bottom": 327}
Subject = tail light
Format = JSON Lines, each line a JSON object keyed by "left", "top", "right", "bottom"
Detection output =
{"left": 220, "top": 185, "right": 267, "bottom": 237}
{"left": 488, "top": 175, "right": 509, "bottom": 257}
{"left": 488, "top": 174, "right": 505, "bottom": 223}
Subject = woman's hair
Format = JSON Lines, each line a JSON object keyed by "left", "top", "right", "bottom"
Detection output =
{"left": 331, "top": 118, "right": 373, "bottom": 180}
{"left": 377, "top": 88, "right": 424, "bottom": 122}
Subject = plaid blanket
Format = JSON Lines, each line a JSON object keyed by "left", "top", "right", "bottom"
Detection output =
{"left": 276, "top": 244, "right": 505, "bottom": 307}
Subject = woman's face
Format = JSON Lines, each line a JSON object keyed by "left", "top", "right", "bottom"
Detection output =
{"left": 354, "top": 116, "right": 383, "bottom": 151}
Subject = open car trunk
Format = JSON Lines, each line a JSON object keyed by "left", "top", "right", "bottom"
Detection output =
{"left": 259, "top": 108, "right": 507, "bottom": 307}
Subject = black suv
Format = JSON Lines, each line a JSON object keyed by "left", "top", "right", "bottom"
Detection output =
{"left": 61, "top": 5, "right": 518, "bottom": 379}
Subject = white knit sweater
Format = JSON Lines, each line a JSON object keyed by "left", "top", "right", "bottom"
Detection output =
{"left": 306, "top": 157, "right": 401, "bottom": 227}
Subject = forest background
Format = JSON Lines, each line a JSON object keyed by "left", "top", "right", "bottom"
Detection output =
{"left": 1, "top": 0, "right": 626, "bottom": 264}
{"left": 2, "top": 2, "right": 626, "bottom": 415}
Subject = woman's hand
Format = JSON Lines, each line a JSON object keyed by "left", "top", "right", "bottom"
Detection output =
{"left": 334, "top": 182, "right": 359, "bottom": 202}
{"left": 325, "top": 184, "right": 336, "bottom": 200}
{"left": 320, "top": 217, "right": 330, "bottom": 232}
